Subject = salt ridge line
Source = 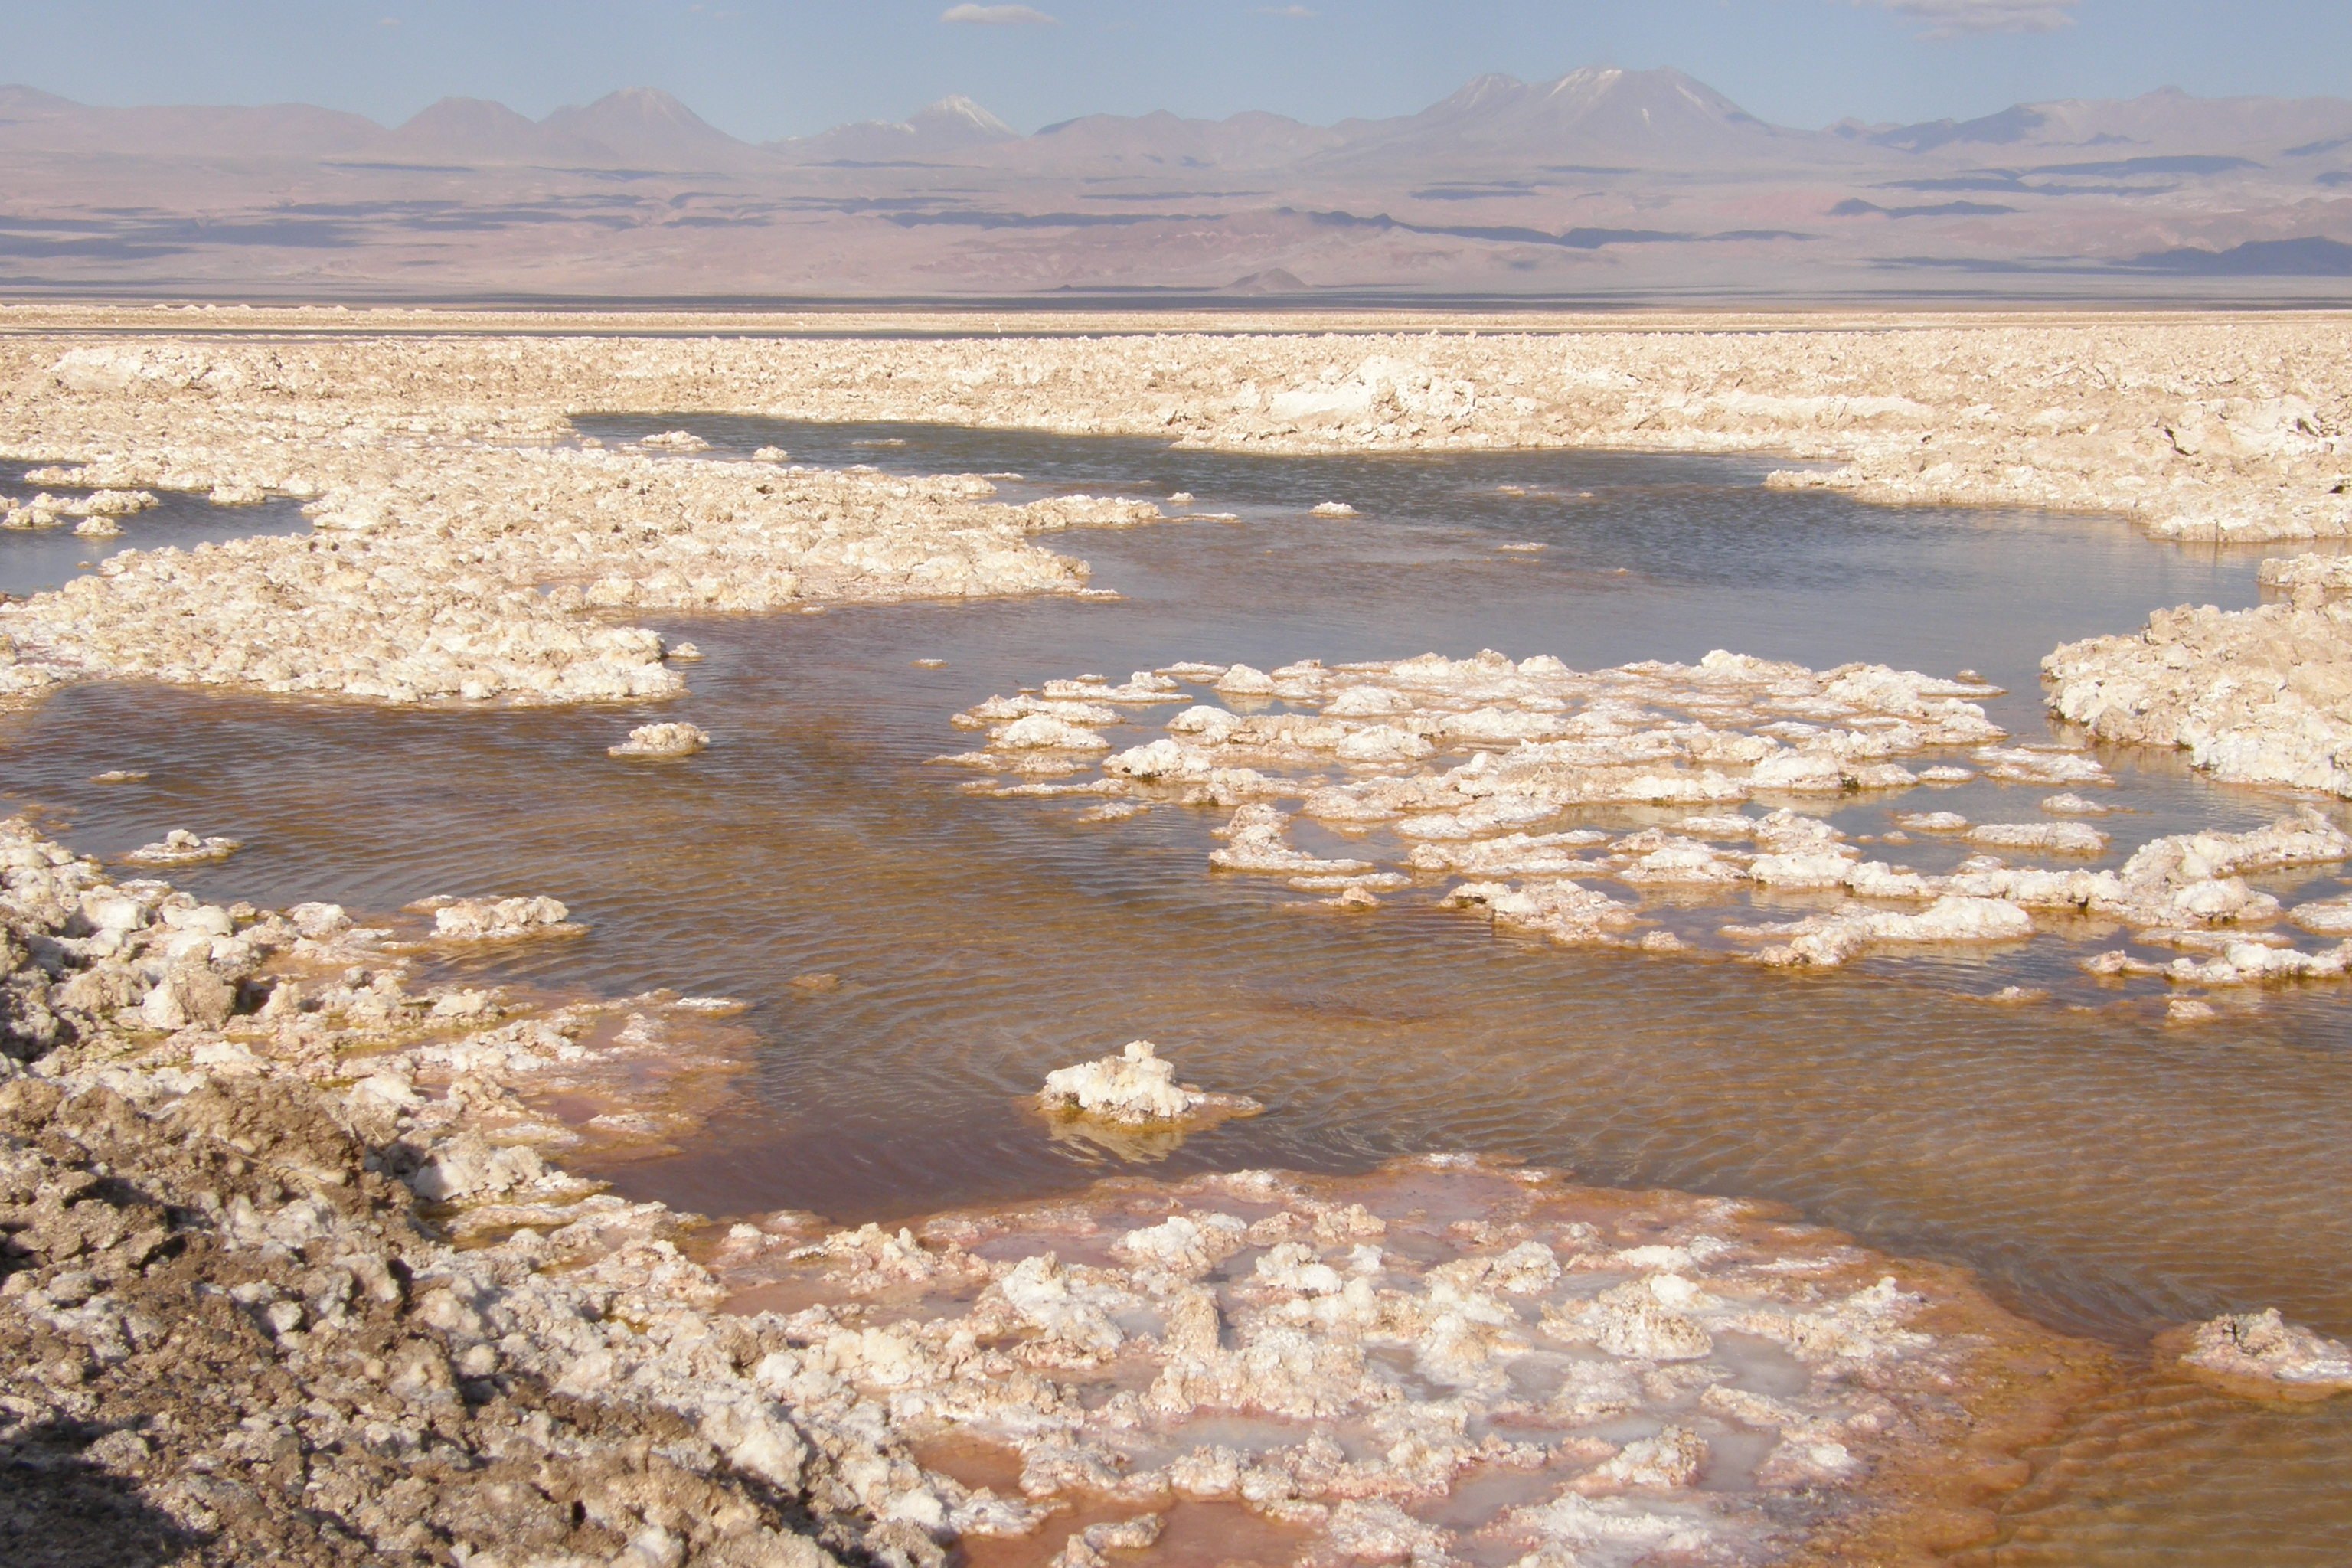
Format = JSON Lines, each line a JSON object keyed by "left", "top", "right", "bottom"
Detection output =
{"left": 946, "top": 649, "right": 2352, "bottom": 987}
{"left": 2, "top": 318, "right": 2346, "bottom": 543}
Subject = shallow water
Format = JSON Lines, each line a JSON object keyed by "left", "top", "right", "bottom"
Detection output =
{"left": 0, "top": 462, "right": 312, "bottom": 598}
{"left": 5, "top": 422, "right": 2350, "bottom": 1562}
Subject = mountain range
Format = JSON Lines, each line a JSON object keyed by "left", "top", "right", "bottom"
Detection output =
{"left": 1, "top": 67, "right": 2347, "bottom": 299}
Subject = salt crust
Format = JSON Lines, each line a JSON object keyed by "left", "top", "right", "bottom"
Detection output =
{"left": 611, "top": 720, "right": 711, "bottom": 758}
{"left": 0, "top": 814, "right": 884, "bottom": 1564}
{"left": 409, "top": 893, "right": 583, "bottom": 942}
{"left": 2, "top": 323, "right": 2342, "bottom": 799}
{"left": 0, "top": 812, "right": 2114, "bottom": 1566}
{"left": 731, "top": 1157, "right": 2109, "bottom": 1568}
{"left": 3, "top": 318, "right": 2344, "bottom": 547}
{"left": 121, "top": 827, "right": 240, "bottom": 867}
{"left": 1037, "top": 1040, "right": 1263, "bottom": 1129}
{"left": 0, "top": 348, "right": 1164, "bottom": 708}
{"left": 2046, "top": 581, "right": 2352, "bottom": 797}
{"left": 952, "top": 648, "right": 2352, "bottom": 978}
{"left": 2168, "top": 1309, "right": 2352, "bottom": 1402}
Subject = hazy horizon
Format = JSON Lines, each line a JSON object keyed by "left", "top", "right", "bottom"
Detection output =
{"left": 2, "top": 0, "right": 2346, "bottom": 144}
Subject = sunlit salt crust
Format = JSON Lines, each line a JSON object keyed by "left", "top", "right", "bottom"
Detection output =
{"left": 120, "top": 827, "right": 240, "bottom": 867}
{"left": 718, "top": 1155, "right": 2109, "bottom": 1568}
{"left": 2, "top": 313, "right": 2346, "bottom": 545}
{"left": 2047, "top": 576, "right": 2352, "bottom": 798}
{"left": 0, "top": 368, "right": 1160, "bottom": 708}
{"left": 408, "top": 893, "right": 585, "bottom": 942}
{"left": 2164, "top": 1309, "right": 2352, "bottom": 1403}
{"left": 949, "top": 649, "right": 2352, "bottom": 985}
{"left": 611, "top": 720, "right": 711, "bottom": 758}
{"left": 1, "top": 319, "right": 2343, "bottom": 803}
{"left": 1038, "top": 1040, "right": 1263, "bottom": 1129}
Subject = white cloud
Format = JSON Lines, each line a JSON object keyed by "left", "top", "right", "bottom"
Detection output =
{"left": 941, "top": 3, "right": 1057, "bottom": 23}
{"left": 1865, "top": 0, "right": 2079, "bottom": 36}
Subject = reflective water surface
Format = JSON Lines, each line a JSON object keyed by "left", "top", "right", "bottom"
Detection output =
{"left": 0, "top": 462, "right": 312, "bottom": 598}
{"left": 4, "top": 421, "right": 2349, "bottom": 1563}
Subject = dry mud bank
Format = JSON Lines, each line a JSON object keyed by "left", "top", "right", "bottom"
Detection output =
{"left": 1, "top": 812, "right": 2129, "bottom": 1568}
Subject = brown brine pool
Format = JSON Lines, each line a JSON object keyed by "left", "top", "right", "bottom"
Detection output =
{"left": 5, "top": 421, "right": 2349, "bottom": 1564}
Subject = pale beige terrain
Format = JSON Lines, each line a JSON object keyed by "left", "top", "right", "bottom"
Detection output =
{"left": 0, "top": 305, "right": 2344, "bottom": 775}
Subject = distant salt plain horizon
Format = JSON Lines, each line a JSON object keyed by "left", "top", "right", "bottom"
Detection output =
{"left": 0, "top": 0, "right": 2346, "bottom": 145}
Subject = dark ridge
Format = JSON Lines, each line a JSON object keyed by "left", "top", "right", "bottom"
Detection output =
{"left": 2128, "top": 236, "right": 2352, "bottom": 275}
{"left": 1834, "top": 199, "right": 2019, "bottom": 218}
{"left": 2033, "top": 155, "right": 2260, "bottom": 177}
{"left": 1869, "top": 105, "right": 2049, "bottom": 154}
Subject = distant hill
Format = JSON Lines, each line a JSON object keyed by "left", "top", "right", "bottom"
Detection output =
{"left": 0, "top": 70, "right": 2345, "bottom": 299}
{"left": 769, "top": 97, "right": 1018, "bottom": 165}
{"left": 539, "top": 88, "right": 754, "bottom": 169}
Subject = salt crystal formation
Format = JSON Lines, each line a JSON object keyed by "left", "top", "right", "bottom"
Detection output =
{"left": 2046, "top": 583, "right": 2352, "bottom": 797}
{"left": 2169, "top": 1309, "right": 2352, "bottom": 1402}
{"left": 1037, "top": 1040, "right": 1263, "bottom": 1128}
{"left": 418, "top": 894, "right": 583, "bottom": 942}
{"left": 1, "top": 319, "right": 2343, "bottom": 792}
{"left": 724, "top": 1156, "right": 2109, "bottom": 1568}
{"left": 610, "top": 720, "right": 711, "bottom": 757}
{"left": 0, "top": 813, "right": 919, "bottom": 1565}
{"left": 0, "top": 338, "right": 1168, "bottom": 709}
{"left": 120, "top": 827, "right": 240, "bottom": 867}
{"left": 7, "top": 317, "right": 2342, "bottom": 543}
{"left": 950, "top": 650, "right": 2352, "bottom": 985}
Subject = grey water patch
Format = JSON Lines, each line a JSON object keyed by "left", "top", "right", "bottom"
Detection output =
{"left": 0, "top": 466, "right": 312, "bottom": 599}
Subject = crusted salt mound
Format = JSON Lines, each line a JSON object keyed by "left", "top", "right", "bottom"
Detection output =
{"left": 2046, "top": 598, "right": 2352, "bottom": 796}
{"left": 2256, "top": 554, "right": 2352, "bottom": 598}
{"left": 1736, "top": 896, "right": 2036, "bottom": 968}
{"left": 1967, "top": 821, "right": 2110, "bottom": 855}
{"left": 122, "top": 828, "right": 239, "bottom": 866}
{"left": 609, "top": 720, "right": 710, "bottom": 758}
{"left": 2042, "top": 792, "right": 2113, "bottom": 815}
{"left": 720, "top": 1155, "right": 2112, "bottom": 1568}
{"left": 637, "top": 429, "right": 711, "bottom": 451}
{"left": 422, "top": 894, "right": 583, "bottom": 942}
{"left": 954, "top": 651, "right": 2352, "bottom": 985}
{"left": 2167, "top": 1309, "right": 2352, "bottom": 1401}
{"left": 2290, "top": 895, "right": 2352, "bottom": 936}
{"left": 1037, "top": 1040, "right": 1263, "bottom": 1129}
{"left": 0, "top": 434, "right": 1161, "bottom": 710}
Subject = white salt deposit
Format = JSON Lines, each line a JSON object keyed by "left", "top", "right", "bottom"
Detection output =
{"left": 609, "top": 721, "right": 710, "bottom": 758}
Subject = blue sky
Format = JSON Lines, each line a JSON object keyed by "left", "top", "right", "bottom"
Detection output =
{"left": 0, "top": 0, "right": 2341, "bottom": 140}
